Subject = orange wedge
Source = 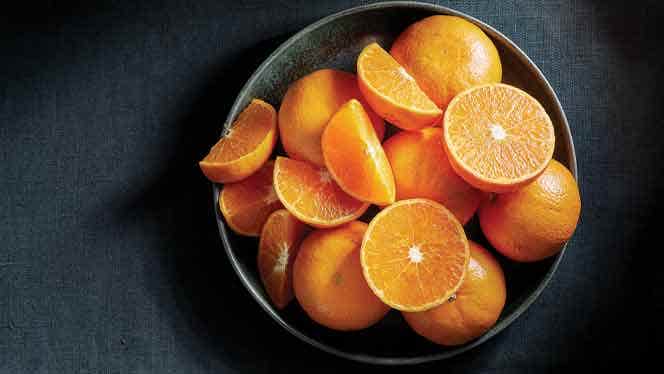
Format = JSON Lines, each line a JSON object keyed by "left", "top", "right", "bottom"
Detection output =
{"left": 200, "top": 99, "right": 277, "bottom": 183}
{"left": 361, "top": 199, "right": 469, "bottom": 312}
{"left": 321, "top": 99, "right": 395, "bottom": 205}
{"left": 258, "top": 209, "right": 309, "bottom": 309}
{"left": 357, "top": 43, "right": 442, "bottom": 130}
{"left": 273, "top": 156, "right": 369, "bottom": 228}
{"left": 218, "top": 160, "right": 282, "bottom": 236}
{"left": 443, "top": 83, "right": 555, "bottom": 192}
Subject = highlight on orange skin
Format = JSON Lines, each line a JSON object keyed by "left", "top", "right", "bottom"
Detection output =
{"left": 382, "top": 127, "right": 482, "bottom": 224}
{"left": 278, "top": 69, "right": 385, "bottom": 166}
{"left": 403, "top": 241, "right": 506, "bottom": 346}
{"left": 479, "top": 159, "right": 581, "bottom": 262}
{"left": 293, "top": 221, "right": 390, "bottom": 330}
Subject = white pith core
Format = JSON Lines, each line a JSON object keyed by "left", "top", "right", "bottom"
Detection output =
{"left": 408, "top": 245, "right": 423, "bottom": 263}
{"left": 273, "top": 243, "right": 289, "bottom": 273}
{"left": 490, "top": 124, "right": 507, "bottom": 140}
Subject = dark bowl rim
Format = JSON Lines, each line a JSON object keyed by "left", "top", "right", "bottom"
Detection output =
{"left": 210, "top": 0, "right": 578, "bottom": 365}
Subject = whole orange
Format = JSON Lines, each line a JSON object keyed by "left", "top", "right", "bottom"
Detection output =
{"left": 478, "top": 160, "right": 581, "bottom": 262}
{"left": 278, "top": 69, "right": 385, "bottom": 166}
{"left": 382, "top": 127, "right": 483, "bottom": 224}
{"left": 402, "top": 241, "right": 506, "bottom": 346}
{"left": 293, "top": 221, "right": 390, "bottom": 330}
{"left": 390, "top": 15, "right": 502, "bottom": 109}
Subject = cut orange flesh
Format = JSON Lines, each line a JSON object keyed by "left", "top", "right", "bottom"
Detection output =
{"left": 273, "top": 156, "right": 369, "bottom": 228}
{"left": 361, "top": 199, "right": 470, "bottom": 312}
{"left": 443, "top": 83, "right": 555, "bottom": 192}
{"left": 199, "top": 99, "right": 277, "bottom": 183}
{"left": 278, "top": 69, "right": 385, "bottom": 166}
{"left": 357, "top": 43, "right": 442, "bottom": 130}
{"left": 219, "top": 160, "right": 283, "bottom": 236}
{"left": 322, "top": 99, "right": 396, "bottom": 205}
{"left": 258, "top": 209, "right": 309, "bottom": 309}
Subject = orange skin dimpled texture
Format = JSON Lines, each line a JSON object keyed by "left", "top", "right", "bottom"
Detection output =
{"left": 403, "top": 241, "right": 506, "bottom": 346}
{"left": 382, "top": 127, "right": 483, "bottom": 224}
{"left": 479, "top": 159, "right": 581, "bottom": 262}
{"left": 390, "top": 15, "right": 502, "bottom": 110}
{"left": 293, "top": 221, "right": 390, "bottom": 331}
{"left": 278, "top": 69, "right": 385, "bottom": 166}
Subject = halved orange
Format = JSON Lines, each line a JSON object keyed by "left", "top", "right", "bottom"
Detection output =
{"left": 218, "top": 160, "right": 282, "bottom": 236}
{"left": 361, "top": 199, "right": 470, "bottom": 312}
{"left": 258, "top": 209, "right": 309, "bottom": 309}
{"left": 199, "top": 99, "right": 277, "bottom": 183}
{"left": 321, "top": 99, "right": 395, "bottom": 205}
{"left": 357, "top": 43, "right": 442, "bottom": 130}
{"left": 443, "top": 83, "right": 555, "bottom": 192}
{"left": 273, "top": 156, "right": 369, "bottom": 228}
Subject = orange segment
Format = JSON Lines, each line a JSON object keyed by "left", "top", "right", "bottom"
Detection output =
{"left": 321, "top": 99, "right": 396, "bottom": 205}
{"left": 443, "top": 83, "right": 556, "bottom": 192}
{"left": 403, "top": 241, "right": 506, "bottom": 345}
{"left": 278, "top": 69, "right": 385, "bottom": 166}
{"left": 357, "top": 43, "right": 442, "bottom": 130}
{"left": 258, "top": 209, "right": 309, "bottom": 309}
{"left": 390, "top": 15, "right": 502, "bottom": 109}
{"left": 200, "top": 99, "right": 277, "bottom": 183}
{"left": 361, "top": 199, "right": 470, "bottom": 312}
{"left": 273, "top": 156, "right": 369, "bottom": 228}
{"left": 293, "top": 221, "right": 390, "bottom": 331}
{"left": 219, "top": 160, "right": 283, "bottom": 236}
{"left": 382, "top": 128, "right": 483, "bottom": 224}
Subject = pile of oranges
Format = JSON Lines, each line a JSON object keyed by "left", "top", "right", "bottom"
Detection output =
{"left": 200, "top": 15, "right": 581, "bottom": 346}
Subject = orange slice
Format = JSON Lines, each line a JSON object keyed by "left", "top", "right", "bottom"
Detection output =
{"left": 218, "top": 160, "right": 282, "bottom": 236}
{"left": 258, "top": 209, "right": 309, "bottom": 309}
{"left": 443, "top": 83, "right": 555, "bottom": 192}
{"left": 200, "top": 99, "right": 277, "bottom": 183}
{"left": 278, "top": 69, "right": 385, "bottom": 166}
{"left": 382, "top": 127, "right": 482, "bottom": 224}
{"left": 357, "top": 43, "right": 442, "bottom": 130}
{"left": 273, "top": 156, "right": 369, "bottom": 228}
{"left": 361, "top": 199, "right": 469, "bottom": 312}
{"left": 321, "top": 99, "right": 395, "bottom": 205}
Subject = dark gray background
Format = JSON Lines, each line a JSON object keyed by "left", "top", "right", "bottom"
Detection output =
{"left": 1, "top": 0, "right": 661, "bottom": 372}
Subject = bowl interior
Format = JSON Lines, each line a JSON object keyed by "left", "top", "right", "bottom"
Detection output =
{"left": 213, "top": 2, "right": 575, "bottom": 365}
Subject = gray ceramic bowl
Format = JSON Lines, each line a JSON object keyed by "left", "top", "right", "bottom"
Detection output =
{"left": 211, "top": 1, "right": 577, "bottom": 365}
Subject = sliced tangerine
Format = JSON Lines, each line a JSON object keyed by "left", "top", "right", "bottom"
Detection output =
{"left": 218, "top": 160, "right": 282, "bottom": 236}
{"left": 273, "top": 156, "right": 369, "bottom": 228}
{"left": 200, "top": 99, "right": 277, "bottom": 183}
{"left": 357, "top": 43, "right": 442, "bottom": 130}
{"left": 321, "top": 99, "right": 395, "bottom": 205}
{"left": 258, "top": 209, "right": 309, "bottom": 309}
{"left": 443, "top": 83, "right": 555, "bottom": 192}
{"left": 361, "top": 198, "right": 469, "bottom": 312}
